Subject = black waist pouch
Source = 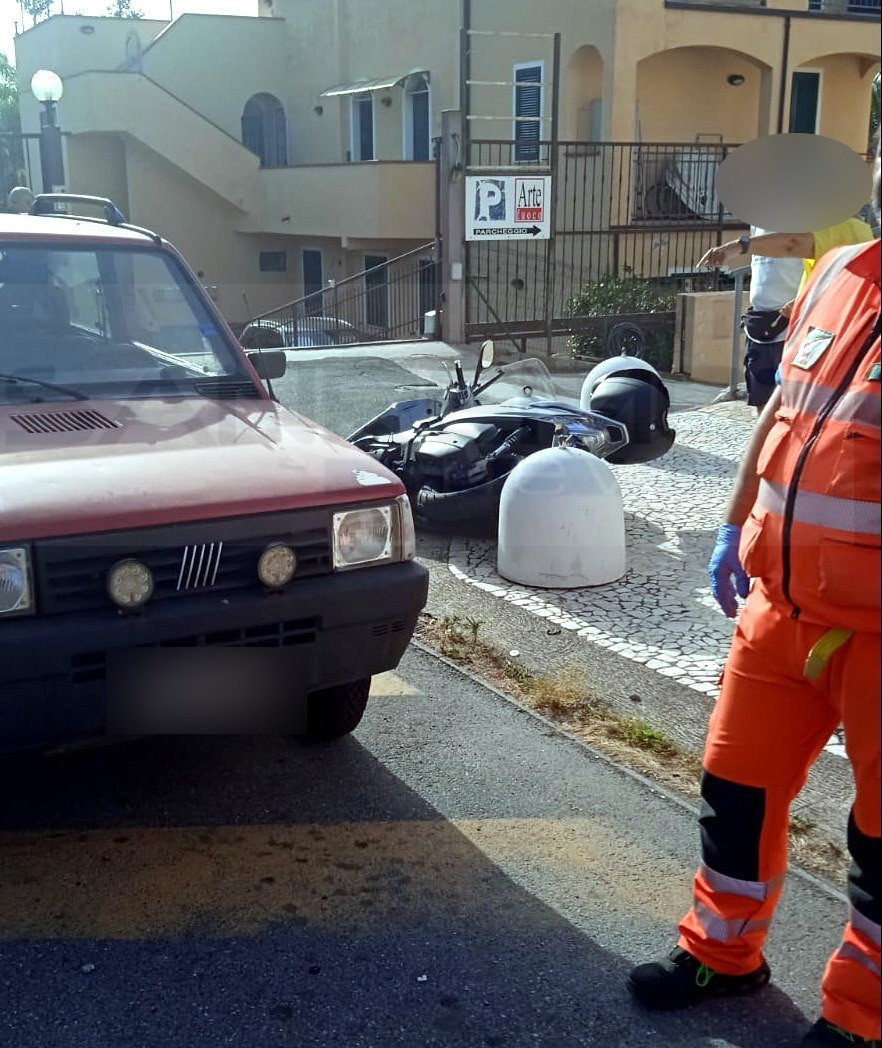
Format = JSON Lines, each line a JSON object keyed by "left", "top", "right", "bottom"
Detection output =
{"left": 741, "top": 307, "right": 789, "bottom": 344}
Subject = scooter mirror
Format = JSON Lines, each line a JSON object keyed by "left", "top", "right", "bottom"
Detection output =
{"left": 474, "top": 339, "right": 495, "bottom": 385}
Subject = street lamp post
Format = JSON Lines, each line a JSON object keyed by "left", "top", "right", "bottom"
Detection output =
{"left": 30, "top": 69, "right": 65, "bottom": 194}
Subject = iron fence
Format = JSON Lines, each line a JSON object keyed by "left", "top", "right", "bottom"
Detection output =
{"left": 809, "top": 0, "right": 880, "bottom": 13}
{"left": 464, "top": 139, "right": 745, "bottom": 355}
{"left": 241, "top": 242, "right": 439, "bottom": 350}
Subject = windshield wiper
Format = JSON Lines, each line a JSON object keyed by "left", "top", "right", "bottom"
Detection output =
{"left": 0, "top": 373, "right": 89, "bottom": 401}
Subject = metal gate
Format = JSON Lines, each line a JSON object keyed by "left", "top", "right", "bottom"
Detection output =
{"left": 458, "top": 20, "right": 744, "bottom": 358}
{"left": 0, "top": 132, "right": 43, "bottom": 204}
{"left": 464, "top": 138, "right": 743, "bottom": 352}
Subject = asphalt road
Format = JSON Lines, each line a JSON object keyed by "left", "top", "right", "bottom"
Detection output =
{"left": 0, "top": 646, "right": 844, "bottom": 1048}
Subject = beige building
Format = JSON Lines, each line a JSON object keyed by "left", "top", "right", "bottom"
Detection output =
{"left": 13, "top": 0, "right": 880, "bottom": 331}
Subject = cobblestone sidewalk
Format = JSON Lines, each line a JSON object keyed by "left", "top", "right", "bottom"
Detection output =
{"left": 446, "top": 407, "right": 846, "bottom": 757}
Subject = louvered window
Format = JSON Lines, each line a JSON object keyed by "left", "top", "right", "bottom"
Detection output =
{"left": 514, "top": 63, "right": 542, "bottom": 163}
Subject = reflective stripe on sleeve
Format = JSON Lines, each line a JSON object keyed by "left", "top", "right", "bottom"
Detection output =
{"left": 699, "top": 863, "right": 785, "bottom": 902}
{"left": 758, "top": 479, "right": 882, "bottom": 536}
{"left": 693, "top": 901, "right": 773, "bottom": 943}
{"left": 851, "top": 907, "right": 882, "bottom": 948}
{"left": 833, "top": 942, "right": 882, "bottom": 977}
{"left": 781, "top": 379, "right": 881, "bottom": 429}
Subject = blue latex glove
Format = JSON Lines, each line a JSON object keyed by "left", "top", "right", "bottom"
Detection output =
{"left": 709, "top": 524, "right": 750, "bottom": 618}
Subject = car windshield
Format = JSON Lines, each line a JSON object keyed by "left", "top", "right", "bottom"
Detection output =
{"left": 0, "top": 243, "right": 248, "bottom": 404}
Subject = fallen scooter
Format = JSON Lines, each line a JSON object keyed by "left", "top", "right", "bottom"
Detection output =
{"left": 347, "top": 341, "right": 675, "bottom": 527}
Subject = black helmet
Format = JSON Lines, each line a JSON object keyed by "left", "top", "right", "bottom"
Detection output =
{"left": 589, "top": 374, "right": 675, "bottom": 464}
{"left": 581, "top": 355, "right": 669, "bottom": 404}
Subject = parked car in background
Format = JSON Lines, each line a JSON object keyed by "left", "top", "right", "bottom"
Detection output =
{"left": 240, "top": 315, "right": 377, "bottom": 350}
{"left": 0, "top": 195, "right": 427, "bottom": 754}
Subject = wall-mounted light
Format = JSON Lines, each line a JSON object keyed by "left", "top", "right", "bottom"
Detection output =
{"left": 380, "top": 96, "right": 393, "bottom": 107}
{"left": 727, "top": 74, "right": 746, "bottom": 87}
{"left": 80, "top": 24, "right": 95, "bottom": 34}
{"left": 313, "top": 104, "right": 323, "bottom": 116}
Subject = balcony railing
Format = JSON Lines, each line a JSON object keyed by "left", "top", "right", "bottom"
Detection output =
{"left": 809, "top": 0, "right": 880, "bottom": 12}
{"left": 673, "top": 0, "right": 880, "bottom": 10}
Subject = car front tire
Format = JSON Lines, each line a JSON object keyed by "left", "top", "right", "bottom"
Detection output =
{"left": 305, "top": 677, "right": 371, "bottom": 740}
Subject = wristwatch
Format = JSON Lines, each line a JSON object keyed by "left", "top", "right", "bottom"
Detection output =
{"left": 738, "top": 235, "right": 751, "bottom": 254}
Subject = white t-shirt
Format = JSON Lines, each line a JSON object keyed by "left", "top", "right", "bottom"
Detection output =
{"left": 748, "top": 227, "right": 804, "bottom": 311}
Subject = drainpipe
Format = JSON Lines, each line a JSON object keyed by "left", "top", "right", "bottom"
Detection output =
{"left": 776, "top": 16, "right": 791, "bottom": 134}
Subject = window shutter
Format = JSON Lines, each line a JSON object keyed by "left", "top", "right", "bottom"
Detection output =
{"left": 515, "top": 64, "right": 542, "bottom": 163}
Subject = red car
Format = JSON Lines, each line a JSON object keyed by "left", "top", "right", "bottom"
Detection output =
{"left": 0, "top": 195, "right": 428, "bottom": 752}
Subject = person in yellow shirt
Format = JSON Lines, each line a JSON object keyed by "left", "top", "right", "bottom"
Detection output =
{"left": 798, "top": 217, "right": 875, "bottom": 297}
{"left": 698, "top": 216, "right": 875, "bottom": 317}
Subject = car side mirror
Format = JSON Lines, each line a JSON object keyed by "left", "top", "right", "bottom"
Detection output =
{"left": 246, "top": 350, "right": 287, "bottom": 380}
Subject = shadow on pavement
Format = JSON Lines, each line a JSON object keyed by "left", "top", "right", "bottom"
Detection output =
{"left": 0, "top": 734, "right": 809, "bottom": 1048}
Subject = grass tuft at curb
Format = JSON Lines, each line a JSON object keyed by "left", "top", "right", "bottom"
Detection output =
{"left": 416, "top": 612, "right": 849, "bottom": 889}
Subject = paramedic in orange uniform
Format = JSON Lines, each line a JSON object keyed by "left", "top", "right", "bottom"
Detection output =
{"left": 629, "top": 137, "right": 881, "bottom": 1048}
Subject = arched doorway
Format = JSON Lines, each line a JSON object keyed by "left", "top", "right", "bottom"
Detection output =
{"left": 404, "top": 73, "right": 430, "bottom": 161}
{"left": 788, "top": 53, "right": 880, "bottom": 149}
{"left": 123, "top": 32, "right": 143, "bottom": 72}
{"left": 565, "top": 45, "right": 604, "bottom": 142}
{"left": 241, "top": 93, "right": 288, "bottom": 167}
{"left": 635, "top": 46, "right": 768, "bottom": 143}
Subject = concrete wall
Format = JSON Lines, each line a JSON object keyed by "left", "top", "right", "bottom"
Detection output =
{"left": 676, "top": 290, "right": 738, "bottom": 385}
{"left": 13, "top": 15, "right": 168, "bottom": 85}
{"left": 251, "top": 162, "right": 435, "bottom": 240}
{"left": 65, "top": 133, "right": 130, "bottom": 217}
{"left": 137, "top": 16, "right": 289, "bottom": 147}
{"left": 636, "top": 47, "right": 767, "bottom": 143}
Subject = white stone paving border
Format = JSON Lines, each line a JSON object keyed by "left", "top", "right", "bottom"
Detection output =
{"left": 447, "top": 410, "right": 846, "bottom": 758}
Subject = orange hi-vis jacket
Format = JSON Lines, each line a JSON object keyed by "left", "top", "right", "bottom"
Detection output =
{"left": 739, "top": 240, "right": 881, "bottom": 633}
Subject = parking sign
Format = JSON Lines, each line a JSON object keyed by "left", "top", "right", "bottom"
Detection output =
{"left": 465, "top": 175, "right": 552, "bottom": 241}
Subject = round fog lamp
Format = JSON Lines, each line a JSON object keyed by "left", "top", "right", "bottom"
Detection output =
{"left": 258, "top": 543, "right": 297, "bottom": 588}
{"left": 107, "top": 558, "right": 154, "bottom": 609}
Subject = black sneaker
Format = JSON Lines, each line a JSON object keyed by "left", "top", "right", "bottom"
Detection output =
{"left": 802, "top": 1019, "right": 881, "bottom": 1046}
{"left": 628, "top": 946, "right": 771, "bottom": 1009}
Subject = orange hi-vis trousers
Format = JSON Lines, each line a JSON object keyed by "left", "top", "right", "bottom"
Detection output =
{"left": 678, "top": 585, "right": 881, "bottom": 1041}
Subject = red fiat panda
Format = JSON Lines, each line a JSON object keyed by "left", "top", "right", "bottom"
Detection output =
{"left": 0, "top": 195, "right": 428, "bottom": 751}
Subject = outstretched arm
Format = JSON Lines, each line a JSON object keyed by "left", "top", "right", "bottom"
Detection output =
{"left": 697, "top": 232, "right": 815, "bottom": 269}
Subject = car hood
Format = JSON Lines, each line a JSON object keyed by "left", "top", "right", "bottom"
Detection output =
{"left": 0, "top": 397, "right": 404, "bottom": 541}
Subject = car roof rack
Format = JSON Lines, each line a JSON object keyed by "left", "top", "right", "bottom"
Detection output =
{"left": 28, "top": 194, "right": 164, "bottom": 245}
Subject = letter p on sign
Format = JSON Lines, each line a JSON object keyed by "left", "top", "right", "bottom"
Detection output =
{"left": 476, "top": 179, "right": 505, "bottom": 222}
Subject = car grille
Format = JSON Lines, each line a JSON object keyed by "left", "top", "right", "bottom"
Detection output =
{"left": 68, "top": 618, "right": 320, "bottom": 686}
{"left": 34, "top": 511, "right": 333, "bottom": 616}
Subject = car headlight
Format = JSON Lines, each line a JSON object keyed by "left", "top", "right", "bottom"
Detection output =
{"left": 258, "top": 543, "right": 297, "bottom": 589}
{"left": 107, "top": 558, "right": 154, "bottom": 610}
{"left": 333, "top": 496, "right": 416, "bottom": 570}
{"left": 0, "top": 547, "right": 34, "bottom": 617}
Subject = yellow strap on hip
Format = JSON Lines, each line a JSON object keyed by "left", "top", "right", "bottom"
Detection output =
{"left": 803, "top": 628, "right": 854, "bottom": 681}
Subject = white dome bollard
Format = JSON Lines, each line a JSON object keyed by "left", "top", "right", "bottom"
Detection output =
{"left": 497, "top": 446, "right": 626, "bottom": 588}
